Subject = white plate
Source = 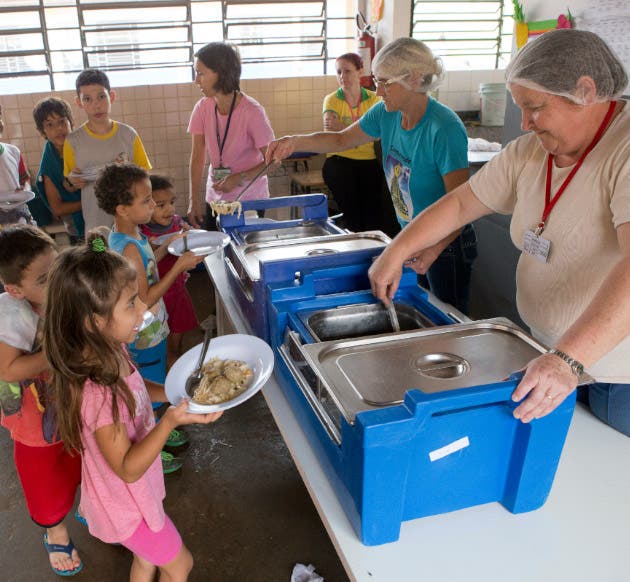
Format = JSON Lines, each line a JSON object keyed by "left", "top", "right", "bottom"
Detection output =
{"left": 68, "top": 165, "right": 105, "bottom": 182}
{"left": 0, "top": 190, "right": 35, "bottom": 209}
{"left": 151, "top": 229, "right": 204, "bottom": 246}
{"left": 165, "top": 334, "right": 274, "bottom": 413}
{"left": 168, "top": 230, "right": 229, "bottom": 256}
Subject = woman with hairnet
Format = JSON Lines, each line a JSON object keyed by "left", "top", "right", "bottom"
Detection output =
{"left": 266, "top": 38, "right": 477, "bottom": 314}
{"left": 368, "top": 29, "right": 630, "bottom": 435}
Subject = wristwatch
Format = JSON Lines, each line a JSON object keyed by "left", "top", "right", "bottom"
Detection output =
{"left": 548, "top": 348, "right": 585, "bottom": 377}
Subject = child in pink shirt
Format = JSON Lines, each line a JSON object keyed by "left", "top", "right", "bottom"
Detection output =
{"left": 45, "top": 232, "right": 222, "bottom": 580}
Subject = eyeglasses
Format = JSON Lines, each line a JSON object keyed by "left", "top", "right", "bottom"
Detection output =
{"left": 372, "top": 74, "right": 409, "bottom": 89}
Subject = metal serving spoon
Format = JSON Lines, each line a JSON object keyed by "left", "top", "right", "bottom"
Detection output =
{"left": 184, "top": 326, "right": 214, "bottom": 397}
{"left": 385, "top": 301, "right": 401, "bottom": 332}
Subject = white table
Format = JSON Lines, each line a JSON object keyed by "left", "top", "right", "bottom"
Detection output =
{"left": 205, "top": 253, "right": 630, "bottom": 582}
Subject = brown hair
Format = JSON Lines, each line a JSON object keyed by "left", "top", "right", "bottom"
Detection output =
{"left": 195, "top": 42, "right": 241, "bottom": 93}
{"left": 336, "top": 53, "right": 363, "bottom": 71}
{"left": 95, "top": 163, "right": 149, "bottom": 216}
{"left": 0, "top": 224, "right": 56, "bottom": 285}
{"left": 32, "top": 97, "right": 74, "bottom": 134}
{"left": 44, "top": 230, "right": 137, "bottom": 453}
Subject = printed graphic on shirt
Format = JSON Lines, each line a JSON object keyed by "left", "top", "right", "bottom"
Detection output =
{"left": 133, "top": 386, "right": 154, "bottom": 433}
{"left": 134, "top": 255, "right": 168, "bottom": 350}
{"left": 385, "top": 150, "right": 412, "bottom": 224}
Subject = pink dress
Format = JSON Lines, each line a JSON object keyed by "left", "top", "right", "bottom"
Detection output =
{"left": 187, "top": 93, "right": 274, "bottom": 203}
{"left": 79, "top": 367, "right": 166, "bottom": 543}
{"left": 141, "top": 217, "right": 198, "bottom": 334}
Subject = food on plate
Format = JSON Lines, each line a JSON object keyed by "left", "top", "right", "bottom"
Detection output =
{"left": 192, "top": 357, "right": 253, "bottom": 404}
{"left": 209, "top": 200, "right": 243, "bottom": 217}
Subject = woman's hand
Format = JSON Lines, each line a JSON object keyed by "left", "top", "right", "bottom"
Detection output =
{"left": 323, "top": 114, "right": 345, "bottom": 132}
{"left": 512, "top": 354, "right": 579, "bottom": 422}
{"left": 368, "top": 247, "right": 405, "bottom": 303}
{"left": 213, "top": 172, "right": 241, "bottom": 193}
{"left": 265, "top": 136, "right": 298, "bottom": 164}
{"left": 187, "top": 197, "right": 204, "bottom": 229}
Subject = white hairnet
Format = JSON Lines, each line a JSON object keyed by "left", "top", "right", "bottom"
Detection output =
{"left": 372, "top": 37, "right": 444, "bottom": 94}
{"left": 506, "top": 29, "right": 628, "bottom": 105}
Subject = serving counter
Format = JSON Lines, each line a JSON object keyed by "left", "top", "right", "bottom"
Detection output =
{"left": 204, "top": 252, "right": 630, "bottom": 582}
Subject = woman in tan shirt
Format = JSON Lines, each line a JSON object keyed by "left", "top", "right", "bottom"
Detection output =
{"left": 369, "top": 29, "right": 630, "bottom": 436}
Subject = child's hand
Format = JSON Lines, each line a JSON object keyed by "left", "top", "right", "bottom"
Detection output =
{"left": 175, "top": 250, "right": 204, "bottom": 272}
{"left": 67, "top": 169, "right": 86, "bottom": 189}
{"left": 165, "top": 399, "right": 224, "bottom": 427}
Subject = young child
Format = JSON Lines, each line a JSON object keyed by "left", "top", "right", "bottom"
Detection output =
{"left": 95, "top": 163, "right": 204, "bottom": 471}
{"left": 44, "top": 233, "right": 222, "bottom": 580}
{"left": 0, "top": 104, "right": 35, "bottom": 226}
{"left": 63, "top": 69, "right": 152, "bottom": 232}
{"left": 33, "top": 97, "right": 85, "bottom": 240}
{"left": 0, "top": 224, "right": 82, "bottom": 576}
{"left": 141, "top": 174, "right": 198, "bottom": 367}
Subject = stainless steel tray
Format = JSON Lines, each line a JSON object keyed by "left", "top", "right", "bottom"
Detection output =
{"left": 295, "top": 318, "right": 548, "bottom": 422}
{"left": 238, "top": 223, "right": 331, "bottom": 245}
{"left": 229, "top": 231, "right": 390, "bottom": 282}
{"left": 300, "top": 302, "right": 435, "bottom": 342}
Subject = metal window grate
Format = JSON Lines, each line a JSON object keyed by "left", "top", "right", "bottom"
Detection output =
{"left": 411, "top": 0, "right": 514, "bottom": 71}
{"left": 0, "top": 0, "right": 354, "bottom": 94}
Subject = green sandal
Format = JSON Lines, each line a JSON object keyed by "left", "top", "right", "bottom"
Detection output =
{"left": 165, "top": 428, "right": 189, "bottom": 448}
{"left": 161, "top": 451, "right": 183, "bottom": 474}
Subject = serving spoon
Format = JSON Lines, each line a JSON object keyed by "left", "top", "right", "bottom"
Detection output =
{"left": 184, "top": 326, "right": 214, "bottom": 397}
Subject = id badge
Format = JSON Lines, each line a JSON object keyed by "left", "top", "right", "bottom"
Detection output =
{"left": 523, "top": 229, "right": 551, "bottom": 263}
{"left": 212, "top": 166, "right": 232, "bottom": 181}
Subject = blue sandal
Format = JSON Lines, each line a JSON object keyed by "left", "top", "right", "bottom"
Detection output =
{"left": 43, "top": 533, "right": 83, "bottom": 577}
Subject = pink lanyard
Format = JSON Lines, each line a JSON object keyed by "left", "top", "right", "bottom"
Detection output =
{"left": 537, "top": 100, "right": 616, "bottom": 234}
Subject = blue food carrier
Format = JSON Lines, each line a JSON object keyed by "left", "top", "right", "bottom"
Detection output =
{"left": 266, "top": 262, "right": 576, "bottom": 546}
{"left": 220, "top": 230, "right": 391, "bottom": 340}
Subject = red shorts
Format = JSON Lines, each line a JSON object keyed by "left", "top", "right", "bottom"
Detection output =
{"left": 14, "top": 440, "right": 81, "bottom": 527}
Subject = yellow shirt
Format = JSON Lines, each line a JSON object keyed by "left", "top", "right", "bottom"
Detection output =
{"left": 323, "top": 88, "right": 380, "bottom": 160}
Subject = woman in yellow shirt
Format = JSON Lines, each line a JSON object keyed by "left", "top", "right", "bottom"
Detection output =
{"left": 322, "top": 53, "right": 399, "bottom": 237}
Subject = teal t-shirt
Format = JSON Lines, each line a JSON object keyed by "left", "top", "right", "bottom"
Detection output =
{"left": 359, "top": 97, "right": 468, "bottom": 227}
{"left": 36, "top": 140, "right": 84, "bottom": 237}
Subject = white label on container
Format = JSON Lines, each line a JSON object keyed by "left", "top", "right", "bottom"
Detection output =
{"left": 429, "top": 436, "right": 470, "bottom": 462}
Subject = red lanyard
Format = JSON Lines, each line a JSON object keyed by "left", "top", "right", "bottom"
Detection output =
{"left": 537, "top": 100, "right": 616, "bottom": 234}
{"left": 344, "top": 91, "right": 362, "bottom": 123}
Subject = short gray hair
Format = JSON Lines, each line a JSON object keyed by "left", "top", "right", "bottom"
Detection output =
{"left": 506, "top": 29, "right": 628, "bottom": 104}
{"left": 372, "top": 37, "right": 444, "bottom": 93}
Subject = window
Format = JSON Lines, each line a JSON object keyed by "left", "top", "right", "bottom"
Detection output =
{"left": 0, "top": 0, "right": 354, "bottom": 95}
{"left": 411, "top": 0, "right": 514, "bottom": 70}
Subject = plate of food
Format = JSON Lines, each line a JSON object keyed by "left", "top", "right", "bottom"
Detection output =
{"left": 0, "top": 189, "right": 35, "bottom": 209}
{"left": 167, "top": 230, "right": 229, "bottom": 257}
{"left": 165, "top": 334, "right": 274, "bottom": 413}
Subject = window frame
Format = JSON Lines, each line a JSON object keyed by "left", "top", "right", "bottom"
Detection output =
{"left": 410, "top": 0, "right": 514, "bottom": 71}
{"left": 0, "top": 0, "right": 354, "bottom": 94}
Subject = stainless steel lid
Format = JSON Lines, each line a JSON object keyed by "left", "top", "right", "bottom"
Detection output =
{"left": 231, "top": 231, "right": 390, "bottom": 281}
{"left": 237, "top": 223, "right": 332, "bottom": 245}
{"left": 299, "top": 318, "right": 548, "bottom": 421}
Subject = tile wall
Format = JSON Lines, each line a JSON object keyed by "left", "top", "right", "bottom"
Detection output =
{"left": 0, "top": 69, "right": 505, "bottom": 216}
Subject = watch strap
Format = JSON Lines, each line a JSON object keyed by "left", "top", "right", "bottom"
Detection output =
{"left": 548, "top": 348, "right": 584, "bottom": 377}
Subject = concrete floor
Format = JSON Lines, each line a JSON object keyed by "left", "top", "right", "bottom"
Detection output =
{"left": 0, "top": 269, "right": 349, "bottom": 581}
